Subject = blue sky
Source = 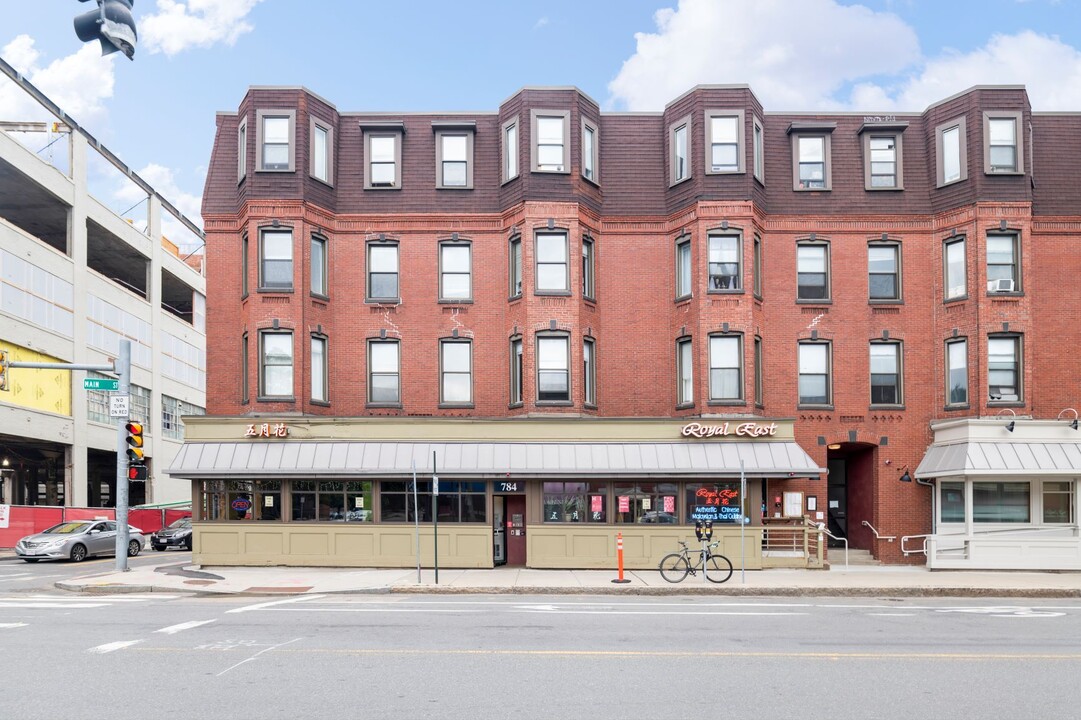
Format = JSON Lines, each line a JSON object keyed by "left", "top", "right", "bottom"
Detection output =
{"left": 2, "top": 0, "right": 1080, "bottom": 240}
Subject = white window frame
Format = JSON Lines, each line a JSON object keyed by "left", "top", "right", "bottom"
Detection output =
{"left": 670, "top": 114, "right": 692, "bottom": 185}
{"left": 502, "top": 117, "right": 519, "bottom": 183}
{"left": 509, "top": 235, "right": 522, "bottom": 297}
{"left": 705, "top": 110, "right": 744, "bottom": 174}
{"left": 581, "top": 117, "right": 599, "bottom": 184}
{"left": 309, "top": 116, "right": 333, "bottom": 185}
{"left": 946, "top": 337, "right": 968, "bottom": 407}
{"left": 310, "top": 234, "right": 327, "bottom": 298}
{"left": 870, "top": 341, "right": 903, "bottom": 406}
{"left": 536, "top": 334, "right": 570, "bottom": 403}
{"left": 367, "top": 339, "right": 401, "bottom": 405}
{"left": 256, "top": 109, "right": 295, "bottom": 172}
{"left": 988, "top": 334, "right": 1022, "bottom": 404}
{"left": 798, "top": 341, "right": 831, "bottom": 407}
{"left": 237, "top": 116, "right": 247, "bottom": 182}
{"left": 752, "top": 115, "right": 764, "bottom": 183}
{"left": 435, "top": 128, "right": 474, "bottom": 190}
{"left": 440, "top": 339, "right": 473, "bottom": 406}
{"left": 707, "top": 232, "right": 742, "bottom": 292}
{"left": 709, "top": 334, "right": 743, "bottom": 402}
{"left": 944, "top": 236, "right": 967, "bottom": 300}
{"left": 677, "top": 338, "right": 694, "bottom": 406}
{"left": 259, "top": 330, "right": 294, "bottom": 399}
{"left": 986, "top": 232, "right": 1021, "bottom": 293}
{"left": 984, "top": 111, "right": 1023, "bottom": 175}
{"left": 311, "top": 334, "right": 328, "bottom": 403}
{"left": 510, "top": 337, "right": 523, "bottom": 406}
{"left": 582, "top": 235, "right": 595, "bottom": 300}
{"left": 936, "top": 116, "right": 968, "bottom": 187}
{"left": 531, "top": 110, "right": 570, "bottom": 174}
{"left": 367, "top": 241, "right": 399, "bottom": 302}
{"left": 583, "top": 337, "right": 597, "bottom": 407}
{"left": 675, "top": 235, "right": 692, "bottom": 300}
{"left": 535, "top": 231, "right": 569, "bottom": 294}
{"left": 439, "top": 240, "right": 472, "bottom": 302}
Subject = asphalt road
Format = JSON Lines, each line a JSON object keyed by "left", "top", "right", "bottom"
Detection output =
{"left": 0, "top": 577, "right": 1080, "bottom": 720}
{"left": 0, "top": 548, "right": 192, "bottom": 592}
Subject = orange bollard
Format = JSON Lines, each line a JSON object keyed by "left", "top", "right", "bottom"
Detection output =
{"left": 611, "top": 531, "right": 631, "bottom": 584}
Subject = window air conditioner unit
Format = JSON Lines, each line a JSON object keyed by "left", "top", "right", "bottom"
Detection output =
{"left": 988, "top": 278, "right": 1015, "bottom": 293}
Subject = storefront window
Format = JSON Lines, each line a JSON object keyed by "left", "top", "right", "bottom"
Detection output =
{"left": 973, "top": 481, "right": 1029, "bottom": 523}
{"left": 614, "top": 482, "right": 677, "bottom": 524}
{"left": 543, "top": 482, "right": 607, "bottom": 522}
{"left": 226, "top": 480, "right": 254, "bottom": 520}
{"left": 1042, "top": 481, "right": 1074, "bottom": 524}
{"left": 379, "top": 481, "right": 484, "bottom": 523}
{"left": 940, "top": 481, "right": 964, "bottom": 523}
{"left": 292, "top": 480, "right": 317, "bottom": 521}
{"left": 255, "top": 480, "right": 281, "bottom": 520}
{"left": 434, "top": 481, "right": 487, "bottom": 522}
{"left": 685, "top": 482, "right": 741, "bottom": 524}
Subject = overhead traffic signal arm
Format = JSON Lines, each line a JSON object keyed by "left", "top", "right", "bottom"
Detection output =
{"left": 74, "top": 0, "right": 137, "bottom": 60}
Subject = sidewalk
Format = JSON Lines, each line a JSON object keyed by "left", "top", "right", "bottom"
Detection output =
{"left": 29, "top": 555, "right": 1081, "bottom": 598}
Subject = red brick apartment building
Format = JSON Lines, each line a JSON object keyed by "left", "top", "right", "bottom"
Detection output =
{"left": 170, "top": 84, "right": 1081, "bottom": 570}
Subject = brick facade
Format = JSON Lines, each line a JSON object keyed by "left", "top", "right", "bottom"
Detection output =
{"left": 201, "top": 84, "right": 1081, "bottom": 564}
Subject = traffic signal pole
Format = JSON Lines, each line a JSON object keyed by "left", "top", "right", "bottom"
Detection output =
{"left": 1, "top": 340, "right": 133, "bottom": 571}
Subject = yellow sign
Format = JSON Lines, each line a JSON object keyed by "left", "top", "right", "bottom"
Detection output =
{"left": 0, "top": 341, "right": 71, "bottom": 416}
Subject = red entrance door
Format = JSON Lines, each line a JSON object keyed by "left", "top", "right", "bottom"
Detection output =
{"left": 505, "top": 495, "right": 527, "bottom": 566}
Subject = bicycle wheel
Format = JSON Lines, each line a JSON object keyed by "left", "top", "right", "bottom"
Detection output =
{"left": 705, "top": 552, "right": 733, "bottom": 584}
{"left": 658, "top": 553, "right": 690, "bottom": 583}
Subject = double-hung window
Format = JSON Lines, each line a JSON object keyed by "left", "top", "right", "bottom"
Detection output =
{"left": 367, "top": 241, "right": 399, "bottom": 301}
{"left": 241, "top": 234, "right": 249, "bottom": 297}
{"left": 310, "top": 117, "right": 333, "bottom": 184}
{"left": 861, "top": 127, "right": 904, "bottom": 190}
{"left": 531, "top": 110, "right": 569, "bottom": 173}
{"left": 362, "top": 123, "right": 403, "bottom": 189}
{"left": 583, "top": 337, "right": 596, "bottom": 406}
{"left": 502, "top": 117, "right": 519, "bottom": 182}
{"left": 798, "top": 341, "right": 831, "bottom": 406}
{"left": 435, "top": 127, "right": 474, "bottom": 189}
{"left": 986, "top": 233, "right": 1020, "bottom": 293}
{"left": 670, "top": 115, "right": 691, "bottom": 184}
{"left": 677, "top": 338, "right": 693, "bottom": 406}
{"left": 709, "top": 334, "right": 743, "bottom": 402}
{"left": 440, "top": 340, "right": 472, "bottom": 405}
{"left": 752, "top": 116, "right": 764, "bottom": 182}
{"left": 944, "top": 236, "right": 966, "bottom": 300}
{"left": 510, "top": 338, "right": 523, "bottom": 405}
{"left": 936, "top": 116, "right": 967, "bottom": 186}
{"left": 237, "top": 117, "right": 247, "bottom": 182}
{"left": 509, "top": 235, "right": 522, "bottom": 297}
{"left": 754, "top": 336, "right": 763, "bottom": 406}
{"left": 368, "top": 340, "right": 400, "bottom": 404}
{"left": 256, "top": 110, "right": 295, "bottom": 171}
{"left": 439, "top": 241, "right": 471, "bottom": 301}
{"left": 259, "top": 229, "right": 293, "bottom": 291}
{"left": 868, "top": 243, "right": 900, "bottom": 301}
{"left": 582, "top": 236, "right": 595, "bottom": 299}
{"left": 797, "top": 242, "right": 829, "bottom": 300}
{"left": 946, "top": 338, "right": 968, "bottom": 407}
{"left": 259, "top": 331, "right": 293, "bottom": 399}
{"left": 311, "top": 335, "right": 327, "bottom": 403}
{"left": 984, "top": 112, "right": 1023, "bottom": 174}
{"left": 310, "top": 235, "right": 327, "bottom": 297}
{"left": 870, "top": 341, "right": 902, "bottom": 405}
{"left": 705, "top": 111, "right": 743, "bottom": 173}
{"left": 707, "top": 233, "right": 741, "bottom": 291}
{"left": 535, "top": 232, "right": 569, "bottom": 293}
{"left": 796, "top": 136, "right": 828, "bottom": 189}
{"left": 582, "top": 118, "right": 599, "bottom": 183}
{"left": 675, "top": 236, "right": 692, "bottom": 299}
{"left": 988, "top": 335, "right": 1021, "bottom": 403}
{"left": 537, "top": 335, "right": 570, "bottom": 403}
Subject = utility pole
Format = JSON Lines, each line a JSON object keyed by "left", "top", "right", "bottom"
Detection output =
{"left": 1, "top": 340, "right": 134, "bottom": 571}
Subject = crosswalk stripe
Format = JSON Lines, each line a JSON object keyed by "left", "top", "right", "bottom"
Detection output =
{"left": 0, "top": 622, "right": 29, "bottom": 629}
{"left": 156, "top": 620, "right": 215, "bottom": 634}
{"left": 87, "top": 640, "right": 142, "bottom": 654}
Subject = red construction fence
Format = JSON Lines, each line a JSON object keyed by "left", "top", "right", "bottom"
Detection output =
{"left": 0, "top": 505, "right": 191, "bottom": 548}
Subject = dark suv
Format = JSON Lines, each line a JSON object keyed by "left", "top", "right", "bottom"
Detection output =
{"left": 150, "top": 517, "right": 192, "bottom": 551}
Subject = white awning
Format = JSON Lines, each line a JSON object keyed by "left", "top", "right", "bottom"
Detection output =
{"left": 169, "top": 441, "right": 824, "bottom": 479}
{"left": 916, "top": 441, "right": 1081, "bottom": 478}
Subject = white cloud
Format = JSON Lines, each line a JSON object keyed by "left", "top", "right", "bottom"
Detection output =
{"left": 608, "top": 0, "right": 920, "bottom": 111}
{"left": 141, "top": 0, "right": 266, "bottom": 56}
{"left": 608, "top": 0, "right": 1081, "bottom": 112}
{"left": 533, "top": 17, "right": 550, "bottom": 30}
{"left": 0, "top": 35, "right": 115, "bottom": 125}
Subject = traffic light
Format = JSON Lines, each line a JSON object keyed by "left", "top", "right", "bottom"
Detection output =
{"left": 0, "top": 350, "right": 8, "bottom": 392}
{"left": 74, "top": 0, "right": 137, "bottom": 60}
{"left": 125, "top": 421, "right": 144, "bottom": 462}
{"left": 128, "top": 462, "right": 148, "bottom": 481}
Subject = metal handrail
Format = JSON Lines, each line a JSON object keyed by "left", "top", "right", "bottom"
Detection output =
{"left": 900, "top": 533, "right": 930, "bottom": 556}
{"left": 810, "top": 521, "right": 847, "bottom": 567}
{"left": 861, "top": 520, "right": 896, "bottom": 542}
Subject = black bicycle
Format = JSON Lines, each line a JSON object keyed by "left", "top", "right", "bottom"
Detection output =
{"left": 658, "top": 540, "right": 733, "bottom": 583}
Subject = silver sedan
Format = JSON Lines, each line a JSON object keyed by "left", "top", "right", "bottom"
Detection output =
{"left": 15, "top": 520, "right": 145, "bottom": 563}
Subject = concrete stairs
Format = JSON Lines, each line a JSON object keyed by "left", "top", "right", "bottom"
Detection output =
{"left": 828, "top": 547, "right": 882, "bottom": 567}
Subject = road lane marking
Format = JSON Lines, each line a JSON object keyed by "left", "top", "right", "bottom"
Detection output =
{"left": 88, "top": 640, "right": 142, "bottom": 654}
{"left": 0, "top": 594, "right": 176, "bottom": 601}
{"left": 155, "top": 619, "right": 216, "bottom": 635}
{"left": 0, "top": 622, "right": 28, "bottom": 629}
{"left": 226, "top": 594, "right": 326, "bottom": 614}
{"left": 866, "top": 613, "right": 917, "bottom": 617}
{"left": 0, "top": 601, "right": 112, "bottom": 608}
{"left": 216, "top": 637, "right": 302, "bottom": 677}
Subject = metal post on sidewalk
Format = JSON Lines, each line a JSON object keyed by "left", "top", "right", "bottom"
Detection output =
{"left": 412, "top": 458, "right": 420, "bottom": 585}
{"left": 432, "top": 450, "right": 439, "bottom": 585}
{"left": 740, "top": 459, "right": 746, "bottom": 585}
{"left": 114, "top": 340, "right": 131, "bottom": 572}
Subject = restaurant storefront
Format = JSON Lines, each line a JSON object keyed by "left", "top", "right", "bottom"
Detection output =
{"left": 914, "top": 417, "right": 1081, "bottom": 570}
{"left": 169, "top": 417, "right": 826, "bottom": 569}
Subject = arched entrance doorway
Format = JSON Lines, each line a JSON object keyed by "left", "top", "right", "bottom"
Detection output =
{"left": 825, "top": 441, "right": 877, "bottom": 551}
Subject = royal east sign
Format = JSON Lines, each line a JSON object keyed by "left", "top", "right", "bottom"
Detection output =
{"left": 681, "top": 421, "right": 777, "bottom": 439}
